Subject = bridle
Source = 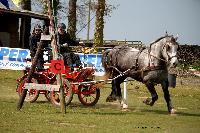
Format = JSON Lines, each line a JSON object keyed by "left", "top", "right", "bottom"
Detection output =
{"left": 162, "top": 42, "right": 178, "bottom": 63}
{"left": 147, "top": 39, "right": 178, "bottom": 63}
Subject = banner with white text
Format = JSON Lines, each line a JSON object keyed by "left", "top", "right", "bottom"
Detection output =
{"left": 0, "top": 47, "right": 105, "bottom": 76}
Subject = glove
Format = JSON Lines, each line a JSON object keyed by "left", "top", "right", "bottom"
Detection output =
{"left": 79, "top": 41, "right": 85, "bottom": 46}
{"left": 63, "top": 43, "right": 68, "bottom": 47}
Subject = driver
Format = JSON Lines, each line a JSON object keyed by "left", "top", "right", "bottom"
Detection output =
{"left": 57, "top": 23, "right": 81, "bottom": 67}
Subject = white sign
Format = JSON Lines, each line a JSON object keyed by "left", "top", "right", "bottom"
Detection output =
{"left": 0, "top": 47, "right": 105, "bottom": 76}
{"left": 0, "top": 47, "right": 31, "bottom": 70}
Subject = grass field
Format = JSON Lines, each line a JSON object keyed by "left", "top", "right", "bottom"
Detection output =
{"left": 0, "top": 69, "right": 200, "bottom": 133}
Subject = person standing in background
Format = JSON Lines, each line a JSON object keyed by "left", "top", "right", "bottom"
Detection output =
{"left": 29, "top": 24, "right": 44, "bottom": 69}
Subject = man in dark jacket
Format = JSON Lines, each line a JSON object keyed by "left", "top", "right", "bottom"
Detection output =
{"left": 57, "top": 23, "right": 81, "bottom": 67}
{"left": 29, "top": 24, "right": 44, "bottom": 69}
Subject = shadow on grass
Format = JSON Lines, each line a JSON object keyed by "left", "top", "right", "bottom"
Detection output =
{"left": 66, "top": 101, "right": 200, "bottom": 117}
{"left": 12, "top": 99, "right": 200, "bottom": 117}
{"left": 176, "top": 111, "right": 200, "bottom": 117}
{"left": 141, "top": 109, "right": 200, "bottom": 117}
{"left": 35, "top": 101, "right": 50, "bottom": 104}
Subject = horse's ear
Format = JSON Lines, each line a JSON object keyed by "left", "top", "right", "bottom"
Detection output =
{"left": 177, "top": 45, "right": 180, "bottom": 51}
{"left": 174, "top": 34, "right": 179, "bottom": 41}
{"left": 165, "top": 31, "right": 168, "bottom": 36}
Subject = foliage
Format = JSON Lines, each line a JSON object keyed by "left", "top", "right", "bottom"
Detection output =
{"left": 177, "top": 60, "right": 190, "bottom": 71}
{"left": 76, "top": 0, "right": 118, "bottom": 28}
{"left": 178, "top": 45, "right": 200, "bottom": 65}
{"left": 191, "top": 60, "right": 200, "bottom": 70}
{"left": 178, "top": 45, "right": 200, "bottom": 71}
{"left": 94, "top": 0, "right": 105, "bottom": 48}
{"left": 67, "top": 0, "right": 77, "bottom": 40}
{"left": 20, "top": 0, "right": 31, "bottom": 49}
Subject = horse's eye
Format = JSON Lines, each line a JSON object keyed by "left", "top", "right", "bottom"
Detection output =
{"left": 166, "top": 45, "right": 170, "bottom": 51}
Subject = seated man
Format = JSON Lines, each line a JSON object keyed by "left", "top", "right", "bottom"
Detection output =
{"left": 57, "top": 23, "right": 81, "bottom": 67}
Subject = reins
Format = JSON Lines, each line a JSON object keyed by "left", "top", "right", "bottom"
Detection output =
{"left": 143, "top": 49, "right": 168, "bottom": 63}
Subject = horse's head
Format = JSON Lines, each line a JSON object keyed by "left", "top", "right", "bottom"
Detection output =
{"left": 150, "top": 35, "right": 179, "bottom": 69}
{"left": 161, "top": 36, "right": 179, "bottom": 68}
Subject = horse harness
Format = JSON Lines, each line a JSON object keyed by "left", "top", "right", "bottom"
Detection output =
{"left": 105, "top": 46, "right": 168, "bottom": 81}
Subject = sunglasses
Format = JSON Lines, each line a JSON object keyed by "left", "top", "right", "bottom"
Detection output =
{"left": 35, "top": 29, "right": 41, "bottom": 31}
{"left": 59, "top": 27, "right": 65, "bottom": 30}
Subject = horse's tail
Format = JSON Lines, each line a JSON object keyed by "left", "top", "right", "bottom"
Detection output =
{"left": 102, "top": 49, "right": 112, "bottom": 80}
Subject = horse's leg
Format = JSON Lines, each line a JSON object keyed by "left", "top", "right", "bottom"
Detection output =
{"left": 106, "top": 77, "right": 124, "bottom": 102}
{"left": 115, "top": 78, "right": 123, "bottom": 101}
{"left": 161, "top": 79, "right": 175, "bottom": 114}
{"left": 106, "top": 79, "right": 117, "bottom": 102}
{"left": 143, "top": 82, "right": 158, "bottom": 106}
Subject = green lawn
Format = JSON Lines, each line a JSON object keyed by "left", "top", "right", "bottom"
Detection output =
{"left": 0, "top": 70, "right": 200, "bottom": 133}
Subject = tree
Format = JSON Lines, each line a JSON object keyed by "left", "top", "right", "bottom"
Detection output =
{"left": 20, "top": 0, "right": 31, "bottom": 49}
{"left": 94, "top": 0, "right": 105, "bottom": 48}
{"left": 32, "top": 0, "right": 117, "bottom": 45}
{"left": 67, "top": 0, "right": 77, "bottom": 40}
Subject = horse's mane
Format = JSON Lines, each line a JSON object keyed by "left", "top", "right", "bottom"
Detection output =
{"left": 149, "top": 35, "right": 174, "bottom": 49}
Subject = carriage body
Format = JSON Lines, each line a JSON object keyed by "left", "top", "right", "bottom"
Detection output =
{"left": 16, "top": 67, "right": 56, "bottom": 102}
{"left": 16, "top": 61, "right": 100, "bottom": 106}
{"left": 50, "top": 65, "right": 100, "bottom": 107}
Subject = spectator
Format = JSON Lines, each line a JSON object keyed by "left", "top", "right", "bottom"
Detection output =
{"left": 29, "top": 24, "right": 44, "bottom": 69}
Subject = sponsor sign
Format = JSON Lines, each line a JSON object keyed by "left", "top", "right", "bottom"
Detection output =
{"left": 0, "top": 47, "right": 31, "bottom": 70}
{"left": 79, "top": 53, "right": 105, "bottom": 76}
{"left": 0, "top": 47, "right": 105, "bottom": 76}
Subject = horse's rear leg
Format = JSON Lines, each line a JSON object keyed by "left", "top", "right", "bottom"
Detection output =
{"left": 161, "top": 80, "right": 175, "bottom": 114}
{"left": 143, "top": 82, "right": 158, "bottom": 106}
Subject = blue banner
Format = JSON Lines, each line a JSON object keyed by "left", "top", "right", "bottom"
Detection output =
{"left": 79, "top": 53, "right": 105, "bottom": 76}
{"left": 0, "top": 47, "right": 105, "bottom": 75}
{"left": 0, "top": 47, "right": 31, "bottom": 70}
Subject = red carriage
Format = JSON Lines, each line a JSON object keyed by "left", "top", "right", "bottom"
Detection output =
{"left": 16, "top": 59, "right": 101, "bottom": 107}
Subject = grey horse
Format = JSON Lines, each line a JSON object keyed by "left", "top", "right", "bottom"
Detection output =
{"left": 102, "top": 35, "right": 179, "bottom": 114}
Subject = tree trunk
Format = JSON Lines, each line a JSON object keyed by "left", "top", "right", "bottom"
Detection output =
{"left": 94, "top": 0, "right": 105, "bottom": 48}
{"left": 67, "top": 0, "right": 77, "bottom": 40}
{"left": 17, "top": 41, "right": 44, "bottom": 110}
{"left": 47, "top": 0, "right": 66, "bottom": 114}
{"left": 20, "top": 0, "right": 31, "bottom": 49}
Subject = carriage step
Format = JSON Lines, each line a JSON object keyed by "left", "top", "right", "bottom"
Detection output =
{"left": 24, "top": 83, "right": 60, "bottom": 91}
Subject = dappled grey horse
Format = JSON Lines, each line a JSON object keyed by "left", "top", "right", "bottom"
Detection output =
{"left": 102, "top": 35, "right": 179, "bottom": 114}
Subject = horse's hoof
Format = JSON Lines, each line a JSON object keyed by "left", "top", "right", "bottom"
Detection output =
{"left": 143, "top": 98, "right": 154, "bottom": 106}
{"left": 106, "top": 96, "right": 116, "bottom": 102}
{"left": 122, "top": 104, "right": 128, "bottom": 109}
{"left": 121, "top": 108, "right": 130, "bottom": 112}
{"left": 170, "top": 108, "right": 176, "bottom": 114}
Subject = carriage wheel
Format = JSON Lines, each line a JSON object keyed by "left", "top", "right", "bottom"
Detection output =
{"left": 78, "top": 85, "right": 100, "bottom": 106}
{"left": 17, "top": 77, "right": 39, "bottom": 103}
{"left": 50, "top": 79, "right": 73, "bottom": 107}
